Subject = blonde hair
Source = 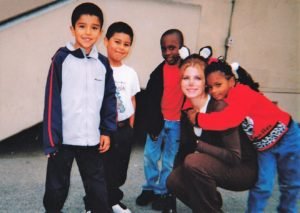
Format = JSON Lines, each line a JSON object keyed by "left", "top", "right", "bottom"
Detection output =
{"left": 180, "top": 54, "right": 207, "bottom": 76}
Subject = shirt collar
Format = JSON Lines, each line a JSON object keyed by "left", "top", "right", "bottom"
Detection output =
{"left": 182, "top": 95, "right": 211, "bottom": 111}
{"left": 66, "top": 42, "right": 98, "bottom": 59}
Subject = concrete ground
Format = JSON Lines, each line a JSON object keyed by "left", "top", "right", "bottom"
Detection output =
{"left": 0, "top": 125, "right": 297, "bottom": 213}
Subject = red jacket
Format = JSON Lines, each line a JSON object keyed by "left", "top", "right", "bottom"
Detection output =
{"left": 196, "top": 84, "right": 291, "bottom": 151}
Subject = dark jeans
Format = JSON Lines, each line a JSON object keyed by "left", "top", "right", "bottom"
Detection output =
{"left": 167, "top": 153, "right": 257, "bottom": 213}
{"left": 43, "top": 145, "right": 111, "bottom": 213}
{"left": 103, "top": 121, "right": 134, "bottom": 206}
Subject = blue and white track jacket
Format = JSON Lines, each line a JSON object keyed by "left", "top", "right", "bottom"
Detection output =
{"left": 43, "top": 43, "right": 117, "bottom": 155}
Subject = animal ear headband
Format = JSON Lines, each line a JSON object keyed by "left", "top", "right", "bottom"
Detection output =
{"left": 179, "top": 45, "right": 214, "bottom": 61}
{"left": 199, "top": 46, "right": 240, "bottom": 76}
{"left": 199, "top": 46, "right": 213, "bottom": 59}
{"left": 181, "top": 45, "right": 240, "bottom": 74}
{"left": 179, "top": 45, "right": 190, "bottom": 59}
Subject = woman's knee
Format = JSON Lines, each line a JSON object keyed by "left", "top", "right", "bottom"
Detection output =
{"left": 184, "top": 154, "right": 203, "bottom": 172}
{"left": 183, "top": 154, "right": 215, "bottom": 179}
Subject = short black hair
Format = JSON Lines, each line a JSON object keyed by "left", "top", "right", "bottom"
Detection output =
{"left": 106, "top": 22, "right": 134, "bottom": 44}
{"left": 71, "top": 2, "right": 104, "bottom": 28}
{"left": 160, "top": 29, "right": 184, "bottom": 48}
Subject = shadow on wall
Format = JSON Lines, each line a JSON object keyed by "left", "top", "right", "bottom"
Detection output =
{"left": 0, "top": 122, "right": 43, "bottom": 155}
{"left": 0, "top": 89, "right": 149, "bottom": 155}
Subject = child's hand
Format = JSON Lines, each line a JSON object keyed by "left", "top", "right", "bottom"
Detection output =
{"left": 150, "top": 134, "right": 158, "bottom": 141}
{"left": 99, "top": 135, "right": 110, "bottom": 153}
{"left": 46, "top": 152, "right": 57, "bottom": 158}
{"left": 129, "top": 117, "right": 134, "bottom": 128}
{"left": 187, "top": 109, "right": 197, "bottom": 126}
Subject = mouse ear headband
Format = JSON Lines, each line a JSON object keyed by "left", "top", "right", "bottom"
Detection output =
{"left": 179, "top": 45, "right": 190, "bottom": 60}
{"left": 199, "top": 46, "right": 219, "bottom": 64}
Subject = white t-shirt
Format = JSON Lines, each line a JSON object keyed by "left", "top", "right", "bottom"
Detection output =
{"left": 112, "top": 64, "right": 140, "bottom": 121}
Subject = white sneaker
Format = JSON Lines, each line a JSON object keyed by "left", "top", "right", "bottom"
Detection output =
{"left": 112, "top": 202, "right": 132, "bottom": 213}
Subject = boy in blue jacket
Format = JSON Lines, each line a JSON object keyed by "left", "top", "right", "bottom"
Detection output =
{"left": 42, "top": 3, "right": 116, "bottom": 212}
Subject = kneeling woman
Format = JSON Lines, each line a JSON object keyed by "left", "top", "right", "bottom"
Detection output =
{"left": 167, "top": 54, "right": 257, "bottom": 213}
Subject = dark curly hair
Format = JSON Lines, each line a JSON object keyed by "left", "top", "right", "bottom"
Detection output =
{"left": 205, "top": 60, "right": 260, "bottom": 92}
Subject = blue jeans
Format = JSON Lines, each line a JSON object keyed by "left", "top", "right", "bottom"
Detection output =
{"left": 247, "top": 121, "right": 300, "bottom": 213}
{"left": 142, "top": 120, "right": 180, "bottom": 195}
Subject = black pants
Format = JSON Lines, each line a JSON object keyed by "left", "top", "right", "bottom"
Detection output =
{"left": 103, "top": 121, "right": 134, "bottom": 206}
{"left": 43, "top": 145, "right": 111, "bottom": 213}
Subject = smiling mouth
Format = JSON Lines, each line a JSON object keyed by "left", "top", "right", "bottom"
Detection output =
{"left": 82, "top": 38, "right": 92, "bottom": 42}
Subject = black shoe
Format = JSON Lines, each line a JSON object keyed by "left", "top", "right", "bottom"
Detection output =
{"left": 162, "top": 193, "right": 177, "bottom": 213}
{"left": 152, "top": 194, "right": 168, "bottom": 210}
{"left": 162, "top": 209, "right": 177, "bottom": 213}
{"left": 136, "top": 190, "right": 157, "bottom": 206}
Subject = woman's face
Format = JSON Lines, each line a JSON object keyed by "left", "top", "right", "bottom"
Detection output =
{"left": 181, "top": 65, "right": 206, "bottom": 99}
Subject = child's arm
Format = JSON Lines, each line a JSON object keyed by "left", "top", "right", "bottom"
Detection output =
{"left": 196, "top": 127, "right": 242, "bottom": 166}
{"left": 129, "top": 69, "right": 140, "bottom": 128}
{"left": 195, "top": 100, "right": 242, "bottom": 166}
{"left": 129, "top": 96, "right": 136, "bottom": 128}
{"left": 43, "top": 56, "right": 63, "bottom": 155}
{"left": 189, "top": 85, "right": 254, "bottom": 131}
{"left": 99, "top": 56, "right": 117, "bottom": 136}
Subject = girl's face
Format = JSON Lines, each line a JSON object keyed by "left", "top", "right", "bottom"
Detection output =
{"left": 206, "top": 71, "right": 235, "bottom": 100}
{"left": 181, "top": 65, "right": 206, "bottom": 99}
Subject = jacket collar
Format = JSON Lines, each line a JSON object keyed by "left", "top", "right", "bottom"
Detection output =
{"left": 66, "top": 42, "right": 98, "bottom": 59}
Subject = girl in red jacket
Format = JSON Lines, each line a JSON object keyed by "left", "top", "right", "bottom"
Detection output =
{"left": 188, "top": 60, "right": 300, "bottom": 212}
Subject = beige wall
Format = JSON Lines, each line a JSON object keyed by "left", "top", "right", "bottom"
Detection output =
{"left": 0, "top": 0, "right": 299, "bottom": 140}
{"left": 0, "top": 0, "right": 55, "bottom": 21}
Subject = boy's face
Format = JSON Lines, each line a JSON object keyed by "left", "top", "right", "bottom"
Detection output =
{"left": 71, "top": 14, "right": 102, "bottom": 54}
{"left": 161, "top": 34, "right": 181, "bottom": 65}
{"left": 104, "top": 32, "right": 131, "bottom": 67}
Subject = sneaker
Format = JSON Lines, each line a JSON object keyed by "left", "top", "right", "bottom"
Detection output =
{"left": 112, "top": 202, "right": 131, "bottom": 213}
{"left": 152, "top": 194, "right": 168, "bottom": 210}
{"left": 136, "top": 190, "right": 157, "bottom": 206}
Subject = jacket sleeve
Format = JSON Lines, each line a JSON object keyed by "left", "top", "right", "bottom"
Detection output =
{"left": 43, "top": 54, "right": 63, "bottom": 155}
{"left": 144, "top": 63, "right": 164, "bottom": 136}
{"left": 197, "top": 85, "right": 254, "bottom": 130}
{"left": 196, "top": 100, "right": 242, "bottom": 166}
{"left": 100, "top": 60, "right": 117, "bottom": 136}
{"left": 197, "top": 127, "right": 242, "bottom": 166}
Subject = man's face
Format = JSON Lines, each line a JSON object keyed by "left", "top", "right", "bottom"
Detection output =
{"left": 161, "top": 34, "right": 181, "bottom": 65}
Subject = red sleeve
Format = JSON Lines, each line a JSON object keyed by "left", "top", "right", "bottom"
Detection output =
{"left": 197, "top": 85, "right": 255, "bottom": 130}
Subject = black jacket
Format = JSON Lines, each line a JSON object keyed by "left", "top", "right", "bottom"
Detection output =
{"left": 176, "top": 98, "right": 257, "bottom": 169}
{"left": 145, "top": 62, "right": 165, "bottom": 136}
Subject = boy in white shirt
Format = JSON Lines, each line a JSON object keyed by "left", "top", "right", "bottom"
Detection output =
{"left": 103, "top": 21, "right": 140, "bottom": 213}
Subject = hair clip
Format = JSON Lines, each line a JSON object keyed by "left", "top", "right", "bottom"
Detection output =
{"left": 230, "top": 62, "right": 239, "bottom": 79}
{"left": 179, "top": 46, "right": 190, "bottom": 60}
{"left": 199, "top": 46, "right": 212, "bottom": 59}
{"left": 231, "top": 62, "right": 239, "bottom": 71}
